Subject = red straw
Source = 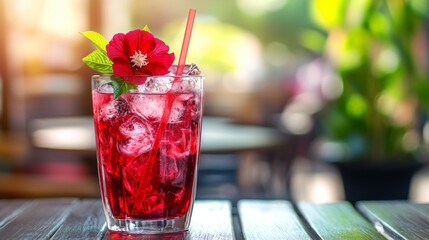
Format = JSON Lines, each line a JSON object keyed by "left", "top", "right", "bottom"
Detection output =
{"left": 176, "top": 8, "right": 197, "bottom": 77}
{"left": 132, "top": 8, "right": 197, "bottom": 215}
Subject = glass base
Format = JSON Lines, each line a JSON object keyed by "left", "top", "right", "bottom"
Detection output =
{"left": 106, "top": 215, "right": 189, "bottom": 234}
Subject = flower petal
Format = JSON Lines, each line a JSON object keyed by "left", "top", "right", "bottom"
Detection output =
{"left": 106, "top": 33, "right": 127, "bottom": 61}
{"left": 106, "top": 28, "right": 175, "bottom": 81}
{"left": 147, "top": 53, "right": 175, "bottom": 75}
{"left": 126, "top": 30, "right": 155, "bottom": 55}
{"left": 150, "top": 38, "right": 171, "bottom": 56}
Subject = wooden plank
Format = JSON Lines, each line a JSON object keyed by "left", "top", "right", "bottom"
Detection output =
{"left": 0, "top": 199, "right": 32, "bottom": 228}
{"left": 238, "top": 200, "right": 311, "bottom": 240}
{"left": 357, "top": 201, "right": 429, "bottom": 239}
{"left": 51, "top": 199, "right": 106, "bottom": 239}
{"left": 0, "top": 198, "right": 78, "bottom": 239}
{"left": 188, "top": 200, "right": 235, "bottom": 240}
{"left": 298, "top": 201, "right": 384, "bottom": 239}
{"left": 102, "top": 200, "right": 235, "bottom": 240}
{"left": 104, "top": 231, "right": 190, "bottom": 240}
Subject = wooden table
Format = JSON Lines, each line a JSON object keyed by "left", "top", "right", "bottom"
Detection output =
{"left": 1, "top": 199, "right": 428, "bottom": 239}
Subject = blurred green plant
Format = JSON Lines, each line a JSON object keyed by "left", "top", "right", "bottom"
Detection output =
{"left": 308, "top": 0, "right": 429, "bottom": 163}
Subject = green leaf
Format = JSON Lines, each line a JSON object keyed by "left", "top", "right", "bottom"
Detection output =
{"left": 81, "top": 31, "right": 109, "bottom": 53}
{"left": 111, "top": 76, "right": 138, "bottom": 99}
{"left": 142, "top": 25, "right": 151, "bottom": 33}
{"left": 82, "top": 50, "right": 113, "bottom": 74}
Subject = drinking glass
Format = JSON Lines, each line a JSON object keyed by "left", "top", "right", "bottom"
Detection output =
{"left": 92, "top": 64, "right": 204, "bottom": 234}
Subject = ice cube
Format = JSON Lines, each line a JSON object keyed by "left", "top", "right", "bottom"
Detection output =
{"left": 169, "top": 101, "right": 185, "bottom": 123}
{"left": 160, "top": 128, "right": 193, "bottom": 160}
{"left": 171, "top": 77, "right": 199, "bottom": 93}
{"left": 159, "top": 153, "right": 187, "bottom": 187}
{"left": 118, "top": 114, "right": 154, "bottom": 156}
{"left": 168, "top": 94, "right": 195, "bottom": 123}
{"left": 98, "top": 97, "right": 131, "bottom": 124}
{"left": 168, "top": 64, "right": 201, "bottom": 76}
{"left": 123, "top": 156, "right": 148, "bottom": 193}
{"left": 98, "top": 82, "right": 114, "bottom": 93}
{"left": 130, "top": 94, "right": 165, "bottom": 121}
{"left": 141, "top": 76, "right": 173, "bottom": 93}
{"left": 131, "top": 94, "right": 189, "bottom": 123}
{"left": 160, "top": 140, "right": 187, "bottom": 160}
{"left": 98, "top": 101, "right": 118, "bottom": 122}
{"left": 191, "top": 97, "right": 202, "bottom": 121}
{"left": 160, "top": 155, "right": 180, "bottom": 183}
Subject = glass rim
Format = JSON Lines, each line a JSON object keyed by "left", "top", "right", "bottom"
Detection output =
{"left": 92, "top": 64, "right": 204, "bottom": 79}
{"left": 92, "top": 73, "right": 205, "bottom": 79}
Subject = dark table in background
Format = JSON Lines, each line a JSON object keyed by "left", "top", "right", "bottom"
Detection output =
{"left": 1, "top": 198, "right": 429, "bottom": 239}
{"left": 28, "top": 116, "right": 288, "bottom": 199}
{"left": 29, "top": 116, "right": 285, "bottom": 154}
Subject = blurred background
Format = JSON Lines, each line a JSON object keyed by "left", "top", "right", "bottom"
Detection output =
{"left": 0, "top": 0, "right": 429, "bottom": 204}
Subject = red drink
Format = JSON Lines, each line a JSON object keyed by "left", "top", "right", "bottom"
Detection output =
{"left": 92, "top": 67, "right": 203, "bottom": 233}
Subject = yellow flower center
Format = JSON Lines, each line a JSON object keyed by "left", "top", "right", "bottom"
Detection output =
{"left": 130, "top": 50, "right": 149, "bottom": 68}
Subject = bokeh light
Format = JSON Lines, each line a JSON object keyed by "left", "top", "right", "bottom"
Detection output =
{"left": 237, "top": 0, "right": 288, "bottom": 16}
{"left": 162, "top": 17, "right": 265, "bottom": 93}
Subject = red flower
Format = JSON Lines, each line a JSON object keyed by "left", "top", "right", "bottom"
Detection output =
{"left": 106, "top": 29, "right": 175, "bottom": 84}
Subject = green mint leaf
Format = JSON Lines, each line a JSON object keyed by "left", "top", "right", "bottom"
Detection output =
{"left": 142, "top": 25, "right": 151, "bottom": 33}
{"left": 81, "top": 31, "right": 109, "bottom": 53}
{"left": 111, "top": 76, "right": 138, "bottom": 99}
{"left": 82, "top": 50, "right": 113, "bottom": 74}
